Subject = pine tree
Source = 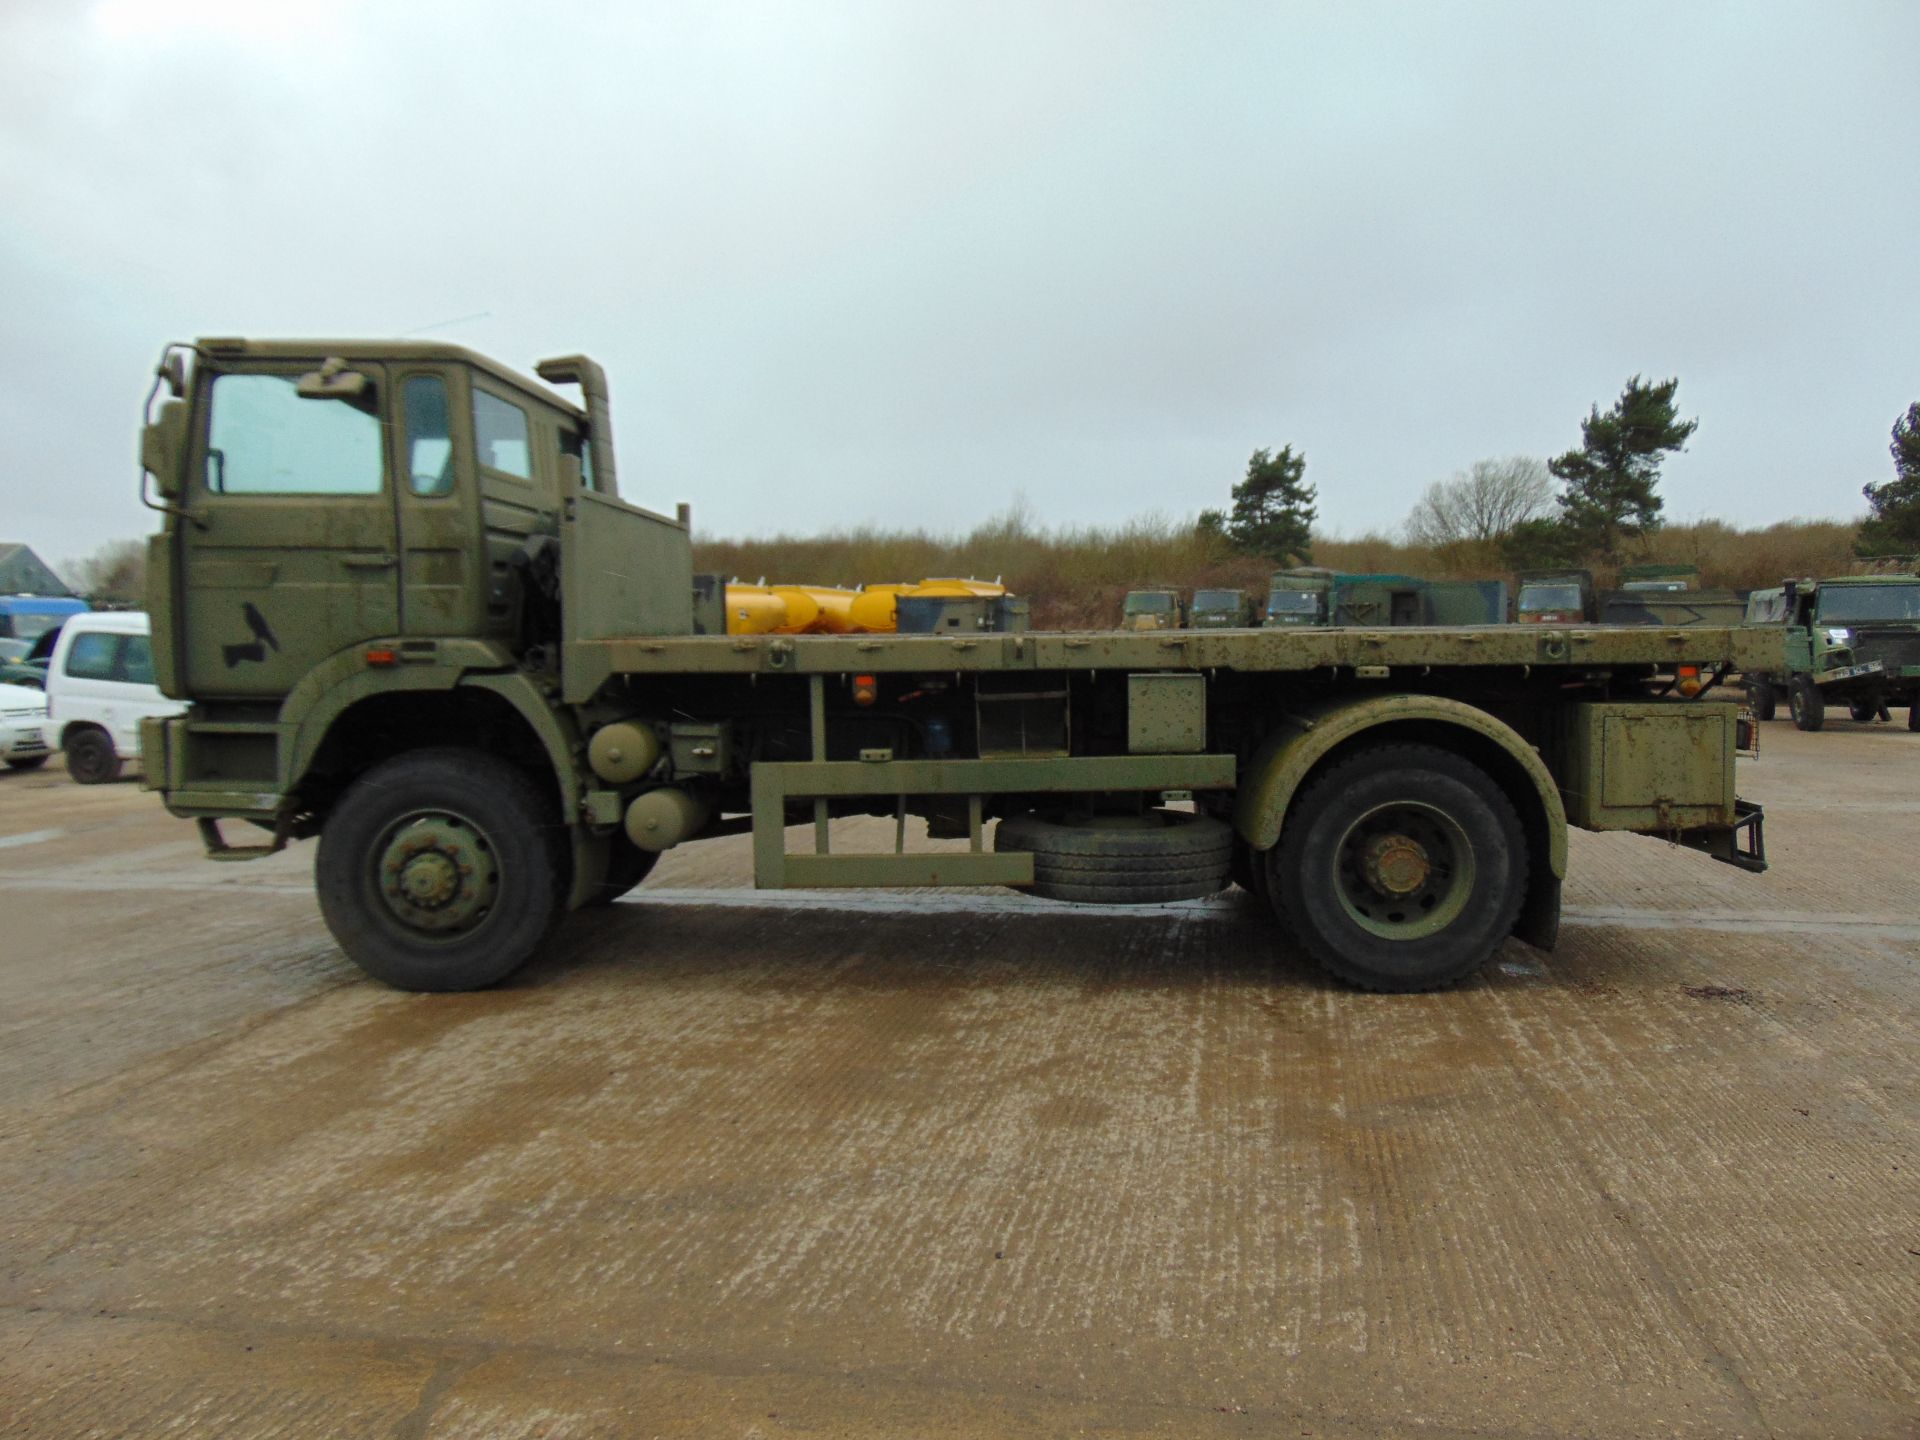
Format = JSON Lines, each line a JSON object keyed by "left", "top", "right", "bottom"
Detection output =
{"left": 1856, "top": 402, "right": 1920, "bottom": 557}
{"left": 1225, "top": 446, "right": 1316, "bottom": 564}
{"left": 1549, "top": 376, "right": 1697, "bottom": 561}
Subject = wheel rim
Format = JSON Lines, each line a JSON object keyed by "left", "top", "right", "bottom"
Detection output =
{"left": 1330, "top": 800, "right": 1475, "bottom": 940}
{"left": 372, "top": 810, "right": 500, "bottom": 939}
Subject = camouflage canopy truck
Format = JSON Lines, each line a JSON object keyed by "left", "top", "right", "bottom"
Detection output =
{"left": 1743, "top": 574, "right": 1920, "bottom": 730}
{"left": 1599, "top": 564, "right": 1746, "bottom": 629}
{"left": 1516, "top": 570, "right": 1596, "bottom": 625}
{"left": 1119, "top": 587, "right": 1186, "bottom": 631}
{"left": 1189, "top": 588, "right": 1256, "bottom": 629}
{"left": 137, "top": 339, "right": 1776, "bottom": 995}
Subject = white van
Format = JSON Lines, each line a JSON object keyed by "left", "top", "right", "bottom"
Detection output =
{"left": 46, "top": 612, "right": 186, "bottom": 784}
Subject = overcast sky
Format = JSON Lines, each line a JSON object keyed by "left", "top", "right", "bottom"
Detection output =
{"left": 3, "top": 0, "right": 1916, "bottom": 569}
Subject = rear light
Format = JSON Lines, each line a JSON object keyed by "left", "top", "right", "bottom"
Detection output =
{"left": 851, "top": 674, "right": 878, "bottom": 706}
{"left": 365, "top": 648, "right": 398, "bottom": 667}
{"left": 1675, "top": 664, "right": 1706, "bottom": 698}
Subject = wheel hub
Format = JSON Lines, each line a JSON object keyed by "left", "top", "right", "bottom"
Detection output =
{"left": 376, "top": 815, "right": 497, "bottom": 934}
{"left": 1361, "top": 832, "right": 1430, "bottom": 896}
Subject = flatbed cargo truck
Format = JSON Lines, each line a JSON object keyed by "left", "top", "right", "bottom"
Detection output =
{"left": 137, "top": 340, "right": 1777, "bottom": 993}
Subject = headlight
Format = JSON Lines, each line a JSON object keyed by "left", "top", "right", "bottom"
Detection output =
{"left": 1825, "top": 627, "right": 1851, "bottom": 644}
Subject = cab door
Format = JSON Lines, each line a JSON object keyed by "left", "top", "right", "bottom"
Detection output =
{"left": 181, "top": 363, "right": 399, "bottom": 698}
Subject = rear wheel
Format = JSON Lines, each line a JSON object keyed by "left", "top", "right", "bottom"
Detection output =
{"left": 316, "top": 748, "right": 566, "bottom": 991}
{"left": 1789, "top": 677, "right": 1825, "bottom": 732}
{"left": 1269, "top": 745, "right": 1527, "bottom": 992}
{"left": 995, "top": 808, "right": 1232, "bottom": 904}
{"left": 1909, "top": 705, "right": 1920, "bottom": 733}
{"left": 64, "top": 728, "right": 121, "bottom": 784}
{"left": 1746, "top": 680, "right": 1776, "bottom": 722}
{"left": 1848, "top": 698, "right": 1877, "bottom": 723}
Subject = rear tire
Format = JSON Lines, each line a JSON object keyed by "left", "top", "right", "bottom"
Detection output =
{"left": 995, "top": 808, "right": 1232, "bottom": 904}
{"left": 316, "top": 748, "right": 566, "bottom": 991}
{"left": 1269, "top": 744, "right": 1527, "bottom": 992}
{"left": 1789, "top": 677, "right": 1825, "bottom": 732}
{"left": 64, "top": 728, "right": 121, "bottom": 784}
{"left": 1909, "top": 705, "right": 1920, "bottom": 733}
{"left": 1746, "top": 680, "right": 1776, "bottom": 722}
{"left": 1848, "top": 698, "right": 1876, "bottom": 723}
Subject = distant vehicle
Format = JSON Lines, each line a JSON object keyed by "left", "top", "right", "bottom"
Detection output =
{"left": 1262, "top": 568, "right": 1331, "bottom": 627}
{"left": 46, "top": 611, "right": 186, "bottom": 783}
{"left": 1189, "top": 588, "right": 1256, "bottom": 628}
{"left": 1743, "top": 574, "right": 1920, "bottom": 731}
{"left": 1421, "top": 579, "right": 1510, "bottom": 626}
{"left": 1515, "top": 570, "right": 1596, "bottom": 624}
{"left": 1119, "top": 587, "right": 1185, "bottom": 630}
{"left": 1600, "top": 564, "right": 1744, "bottom": 628}
{"left": 0, "top": 680, "right": 51, "bottom": 770}
{"left": 0, "top": 595, "right": 88, "bottom": 650}
{"left": 0, "top": 661, "right": 46, "bottom": 690}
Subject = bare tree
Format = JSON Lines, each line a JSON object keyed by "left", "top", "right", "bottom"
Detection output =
{"left": 1404, "top": 457, "right": 1553, "bottom": 556}
{"left": 64, "top": 538, "right": 147, "bottom": 605}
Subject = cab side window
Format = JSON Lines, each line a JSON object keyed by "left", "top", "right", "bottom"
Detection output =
{"left": 473, "top": 390, "right": 531, "bottom": 479}
{"left": 404, "top": 376, "right": 454, "bottom": 496}
{"left": 121, "top": 636, "right": 155, "bottom": 685}
{"left": 65, "top": 632, "right": 120, "bottom": 680}
{"left": 205, "top": 373, "right": 382, "bottom": 495}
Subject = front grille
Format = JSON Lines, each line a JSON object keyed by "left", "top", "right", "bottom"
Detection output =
{"left": 1854, "top": 629, "right": 1920, "bottom": 671}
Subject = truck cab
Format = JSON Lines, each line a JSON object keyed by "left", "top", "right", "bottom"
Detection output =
{"left": 1262, "top": 568, "right": 1330, "bottom": 627}
{"left": 1515, "top": 570, "right": 1594, "bottom": 624}
{"left": 1119, "top": 588, "right": 1185, "bottom": 630}
{"left": 1188, "top": 588, "right": 1255, "bottom": 629}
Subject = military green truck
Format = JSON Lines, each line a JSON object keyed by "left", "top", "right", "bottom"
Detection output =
{"left": 1742, "top": 574, "right": 1920, "bottom": 731}
{"left": 1189, "top": 588, "right": 1256, "bottom": 629}
{"left": 136, "top": 339, "right": 1775, "bottom": 996}
{"left": 1516, "top": 571, "right": 1596, "bottom": 625}
{"left": 1599, "top": 565, "right": 1745, "bottom": 629}
{"left": 1119, "top": 587, "right": 1186, "bottom": 631}
{"left": 1262, "top": 568, "right": 1331, "bottom": 627}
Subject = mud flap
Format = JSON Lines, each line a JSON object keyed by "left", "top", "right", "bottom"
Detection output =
{"left": 1512, "top": 874, "right": 1561, "bottom": 953}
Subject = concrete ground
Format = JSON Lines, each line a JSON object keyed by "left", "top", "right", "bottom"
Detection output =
{"left": 1, "top": 718, "right": 1915, "bottom": 1438}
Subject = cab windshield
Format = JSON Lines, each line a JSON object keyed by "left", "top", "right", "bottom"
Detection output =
{"left": 1192, "top": 590, "right": 1240, "bottom": 611}
{"left": 1266, "top": 590, "right": 1322, "bottom": 617}
{"left": 1123, "top": 593, "right": 1175, "bottom": 615}
{"left": 1519, "top": 583, "right": 1583, "bottom": 612}
{"left": 1816, "top": 584, "right": 1920, "bottom": 624}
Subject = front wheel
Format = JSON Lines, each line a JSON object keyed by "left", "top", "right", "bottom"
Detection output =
{"left": 1789, "top": 677, "right": 1825, "bottom": 732}
{"left": 1268, "top": 744, "right": 1528, "bottom": 992}
{"left": 316, "top": 748, "right": 566, "bottom": 991}
{"left": 1746, "top": 680, "right": 1776, "bottom": 722}
{"left": 64, "top": 728, "right": 121, "bottom": 784}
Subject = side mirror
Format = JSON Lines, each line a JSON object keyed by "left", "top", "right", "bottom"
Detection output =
{"left": 297, "top": 356, "right": 371, "bottom": 401}
{"left": 161, "top": 352, "right": 186, "bottom": 398}
{"left": 141, "top": 399, "right": 188, "bottom": 498}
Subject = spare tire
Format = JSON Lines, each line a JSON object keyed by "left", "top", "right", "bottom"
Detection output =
{"left": 994, "top": 808, "right": 1233, "bottom": 904}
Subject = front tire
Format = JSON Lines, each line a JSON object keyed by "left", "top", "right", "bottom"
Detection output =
{"left": 64, "top": 728, "right": 121, "bottom": 784}
{"left": 1746, "top": 680, "right": 1776, "bottom": 722}
{"left": 316, "top": 748, "right": 566, "bottom": 991}
{"left": 1268, "top": 744, "right": 1527, "bottom": 992}
{"left": 1789, "top": 677, "right": 1825, "bottom": 732}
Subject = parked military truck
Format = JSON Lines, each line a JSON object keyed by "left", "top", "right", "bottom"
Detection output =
{"left": 136, "top": 339, "right": 1775, "bottom": 996}
{"left": 1262, "top": 568, "right": 1331, "bottom": 627}
{"left": 1599, "top": 564, "right": 1745, "bottom": 629}
{"left": 1120, "top": 587, "right": 1186, "bottom": 631}
{"left": 1742, "top": 574, "right": 1920, "bottom": 730}
{"left": 1189, "top": 588, "right": 1256, "bottom": 629}
{"left": 1516, "top": 571, "right": 1596, "bottom": 625}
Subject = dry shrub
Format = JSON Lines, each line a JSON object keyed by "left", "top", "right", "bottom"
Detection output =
{"left": 693, "top": 510, "right": 1872, "bottom": 629}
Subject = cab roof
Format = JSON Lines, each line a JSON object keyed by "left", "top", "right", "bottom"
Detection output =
{"left": 193, "top": 338, "right": 587, "bottom": 420}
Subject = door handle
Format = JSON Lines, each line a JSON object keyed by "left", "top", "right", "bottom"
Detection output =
{"left": 339, "top": 553, "right": 397, "bottom": 570}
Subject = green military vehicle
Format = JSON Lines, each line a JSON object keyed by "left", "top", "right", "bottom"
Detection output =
{"left": 1599, "top": 564, "right": 1745, "bottom": 629}
{"left": 1516, "top": 570, "right": 1596, "bottom": 625}
{"left": 1189, "top": 588, "right": 1256, "bottom": 629}
{"left": 1743, "top": 574, "right": 1920, "bottom": 731}
{"left": 136, "top": 339, "right": 1776, "bottom": 995}
{"left": 1119, "top": 587, "right": 1186, "bottom": 631}
{"left": 1262, "top": 568, "right": 1331, "bottom": 627}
